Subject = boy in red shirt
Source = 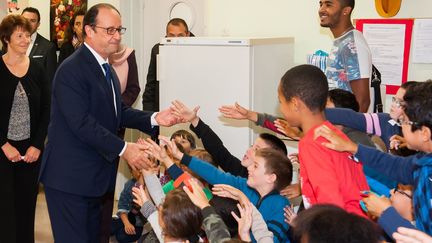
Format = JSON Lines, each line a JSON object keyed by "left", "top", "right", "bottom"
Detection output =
{"left": 278, "top": 64, "right": 369, "bottom": 216}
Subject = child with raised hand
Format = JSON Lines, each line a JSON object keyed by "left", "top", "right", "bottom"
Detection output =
{"left": 361, "top": 184, "right": 414, "bottom": 224}
{"left": 277, "top": 64, "right": 369, "bottom": 216}
{"left": 143, "top": 136, "right": 292, "bottom": 243}
{"left": 132, "top": 184, "right": 203, "bottom": 243}
{"left": 170, "top": 100, "right": 288, "bottom": 179}
{"left": 220, "top": 82, "right": 419, "bottom": 152}
{"left": 212, "top": 184, "right": 274, "bottom": 243}
{"left": 313, "top": 80, "right": 432, "bottom": 236}
{"left": 183, "top": 178, "right": 232, "bottom": 243}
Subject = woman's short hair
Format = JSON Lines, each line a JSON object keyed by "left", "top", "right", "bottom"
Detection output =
{"left": 160, "top": 189, "right": 203, "bottom": 240}
{"left": 0, "top": 14, "right": 31, "bottom": 52}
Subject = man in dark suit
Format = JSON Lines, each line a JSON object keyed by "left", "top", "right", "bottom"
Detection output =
{"left": 39, "top": 4, "right": 179, "bottom": 242}
{"left": 22, "top": 7, "right": 58, "bottom": 83}
{"left": 142, "top": 18, "right": 191, "bottom": 112}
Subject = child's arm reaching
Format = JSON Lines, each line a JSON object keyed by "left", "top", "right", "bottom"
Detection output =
{"left": 132, "top": 185, "right": 163, "bottom": 242}
{"left": 142, "top": 168, "right": 165, "bottom": 206}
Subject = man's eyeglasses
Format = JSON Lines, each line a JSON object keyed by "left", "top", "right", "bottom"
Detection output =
{"left": 392, "top": 97, "right": 405, "bottom": 108}
{"left": 93, "top": 25, "right": 126, "bottom": 35}
{"left": 393, "top": 188, "right": 412, "bottom": 199}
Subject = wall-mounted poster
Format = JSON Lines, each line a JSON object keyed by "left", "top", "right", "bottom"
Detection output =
{"left": 50, "top": 0, "right": 87, "bottom": 48}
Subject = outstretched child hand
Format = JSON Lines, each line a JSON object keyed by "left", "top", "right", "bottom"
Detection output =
{"left": 212, "top": 184, "right": 249, "bottom": 207}
{"left": 314, "top": 124, "right": 358, "bottom": 154}
{"left": 275, "top": 119, "right": 302, "bottom": 140}
{"left": 232, "top": 202, "right": 253, "bottom": 242}
{"left": 132, "top": 184, "right": 149, "bottom": 207}
{"left": 140, "top": 137, "right": 175, "bottom": 168}
{"left": 219, "top": 102, "right": 257, "bottom": 122}
{"left": 158, "top": 135, "right": 184, "bottom": 161}
{"left": 171, "top": 100, "right": 200, "bottom": 125}
{"left": 183, "top": 178, "right": 210, "bottom": 209}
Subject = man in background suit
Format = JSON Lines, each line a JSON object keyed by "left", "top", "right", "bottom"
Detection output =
{"left": 22, "top": 7, "right": 57, "bottom": 83}
{"left": 39, "top": 4, "right": 179, "bottom": 242}
{"left": 141, "top": 18, "right": 191, "bottom": 112}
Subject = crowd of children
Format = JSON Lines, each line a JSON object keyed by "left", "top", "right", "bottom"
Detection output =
{"left": 109, "top": 62, "right": 432, "bottom": 243}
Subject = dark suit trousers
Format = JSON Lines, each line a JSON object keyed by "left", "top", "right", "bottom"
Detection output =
{"left": 0, "top": 139, "right": 40, "bottom": 243}
{"left": 99, "top": 190, "right": 115, "bottom": 243}
{"left": 99, "top": 154, "right": 120, "bottom": 243}
{"left": 45, "top": 187, "right": 103, "bottom": 243}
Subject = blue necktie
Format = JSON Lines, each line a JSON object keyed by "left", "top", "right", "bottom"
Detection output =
{"left": 102, "top": 63, "right": 116, "bottom": 115}
{"left": 102, "top": 63, "right": 112, "bottom": 87}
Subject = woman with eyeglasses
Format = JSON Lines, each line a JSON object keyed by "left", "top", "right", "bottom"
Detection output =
{"left": 0, "top": 14, "right": 50, "bottom": 242}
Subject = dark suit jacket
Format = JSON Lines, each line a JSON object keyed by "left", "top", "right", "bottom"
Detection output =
{"left": 29, "top": 33, "right": 58, "bottom": 83}
{"left": 141, "top": 43, "right": 160, "bottom": 111}
{"left": 58, "top": 40, "right": 75, "bottom": 65}
{"left": 40, "top": 45, "right": 155, "bottom": 197}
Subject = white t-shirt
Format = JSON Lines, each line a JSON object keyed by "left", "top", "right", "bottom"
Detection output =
{"left": 325, "top": 29, "right": 372, "bottom": 92}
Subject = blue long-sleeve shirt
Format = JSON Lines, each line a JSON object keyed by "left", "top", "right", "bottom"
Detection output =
{"left": 171, "top": 154, "right": 290, "bottom": 243}
{"left": 378, "top": 206, "right": 416, "bottom": 239}
{"left": 355, "top": 145, "right": 432, "bottom": 237}
{"left": 355, "top": 144, "right": 419, "bottom": 185}
{"left": 325, "top": 108, "right": 400, "bottom": 149}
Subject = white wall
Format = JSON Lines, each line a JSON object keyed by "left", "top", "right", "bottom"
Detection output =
{"left": 205, "top": 0, "right": 432, "bottom": 81}
{"left": 204, "top": 0, "right": 432, "bottom": 112}
{"left": 29, "top": 0, "right": 432, "bottom": 82}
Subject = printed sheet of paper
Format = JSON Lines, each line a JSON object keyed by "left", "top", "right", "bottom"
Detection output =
{"left": 363, "top": 24, "right": 406, "bottom": 86}
{"left": 412, "top": 19, "right": 432, "bottom": 63}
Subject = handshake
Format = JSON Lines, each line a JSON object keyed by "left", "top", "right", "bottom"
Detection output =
{"left": 121, "top": 136, "right": 184, "bottom": 171}
{"left": 121, "top": 100, "right": 200, "bottom": 170}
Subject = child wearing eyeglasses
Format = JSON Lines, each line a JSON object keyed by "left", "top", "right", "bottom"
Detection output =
{"left": 361, "top": 184, "right": 414, "bottom": 224}
{"left": 314, "top": 80, "right": 432, "bottom": 238}
{"left": 325, "top": 81, "right": 418, "bottom": 152}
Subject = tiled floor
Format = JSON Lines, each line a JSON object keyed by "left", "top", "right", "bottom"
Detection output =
{"left": 34, "top": 191, "right": 53, "bottom": 243}
{"left": 34, "top": 191, "right": 119, "bottom": 243}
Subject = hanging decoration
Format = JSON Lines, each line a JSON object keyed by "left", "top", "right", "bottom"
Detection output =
{"left": 375, "top": 0, "right": 402, "bottom": 18}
